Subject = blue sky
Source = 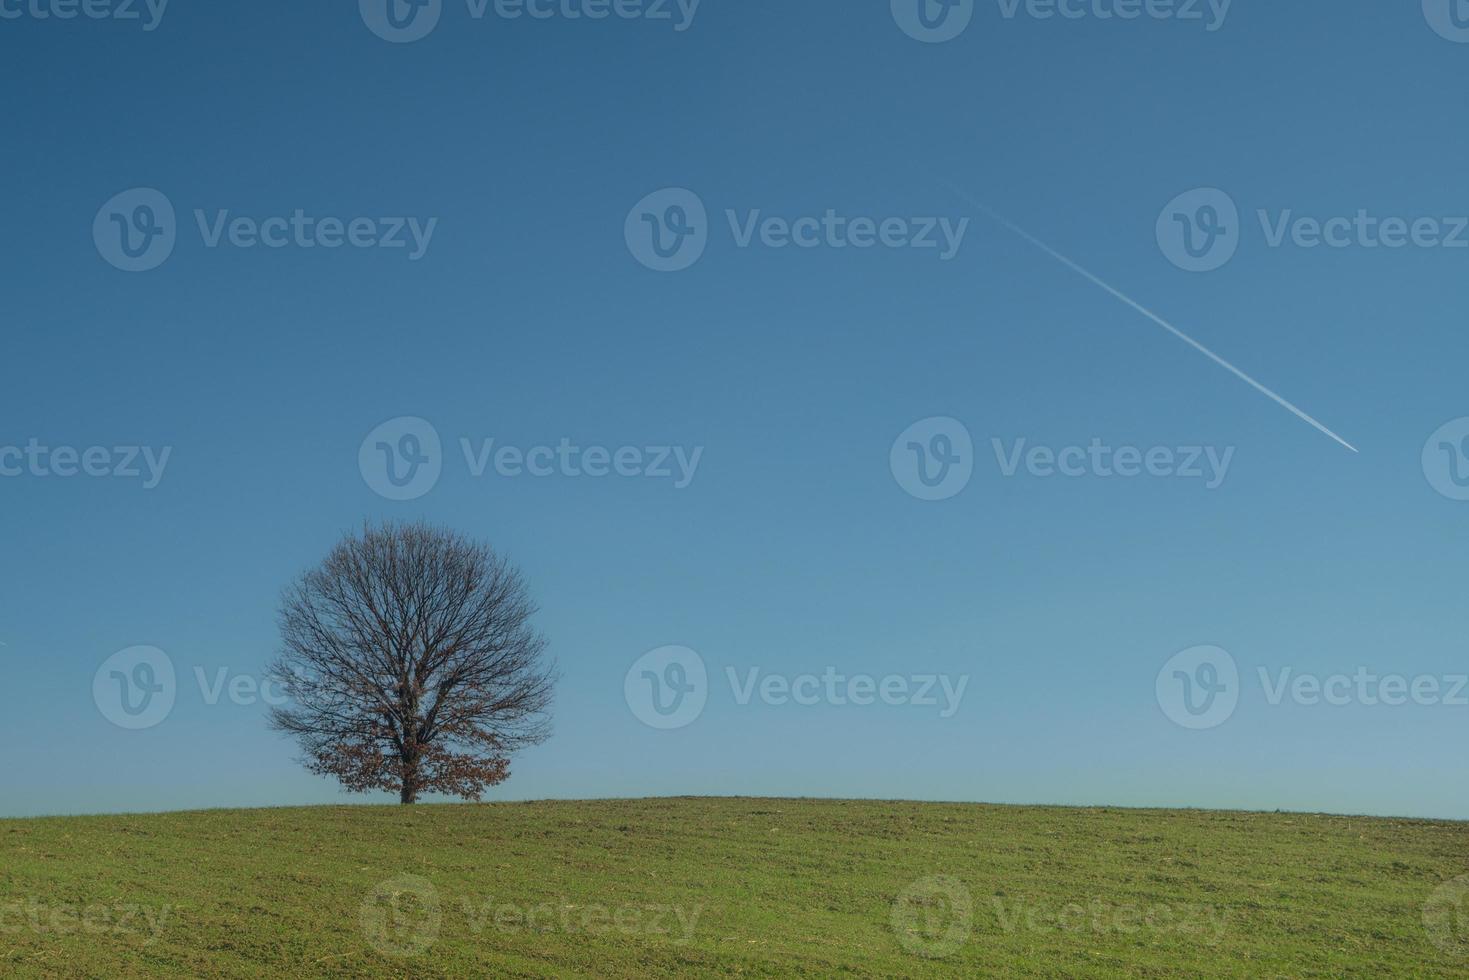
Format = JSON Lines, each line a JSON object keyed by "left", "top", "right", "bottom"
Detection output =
{"left": 3, "top": 1, "right": 1469, "bottom": 819}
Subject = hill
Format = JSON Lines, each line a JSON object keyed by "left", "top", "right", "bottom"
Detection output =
{"left": 2, "top": 798, "right": 1467, "bottom": 977}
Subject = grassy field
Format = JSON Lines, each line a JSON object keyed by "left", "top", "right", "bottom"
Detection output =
{"left": 2, "top": 798, "right": 1467, "bottom": 977}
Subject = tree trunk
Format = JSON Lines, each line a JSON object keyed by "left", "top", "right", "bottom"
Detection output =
{"left": 400, "top": 748, "right": 420, "bottom": 804}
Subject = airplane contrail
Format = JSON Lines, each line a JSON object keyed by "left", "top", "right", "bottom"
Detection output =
{"left": 948, "top": 187, "right": 1359, "bottom": 454}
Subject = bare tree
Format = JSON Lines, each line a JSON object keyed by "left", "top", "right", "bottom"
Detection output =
{"left": 269, "top": 522, "right": 556, "bottom": 804}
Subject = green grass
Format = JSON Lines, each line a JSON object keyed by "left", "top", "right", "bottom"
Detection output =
{"left": 2, "top": 798, "right": 1468, "bottom": 977}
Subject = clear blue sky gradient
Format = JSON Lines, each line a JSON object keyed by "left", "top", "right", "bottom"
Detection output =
{"left": 3, "top": 1, "right": 1468, "bottom": 819}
